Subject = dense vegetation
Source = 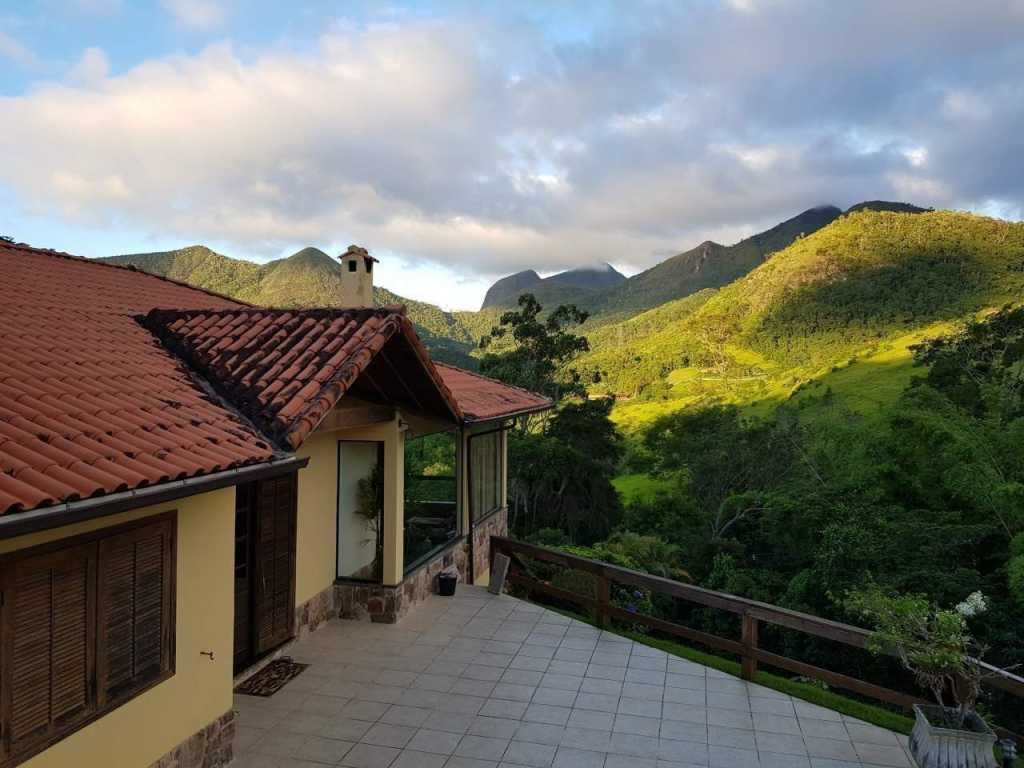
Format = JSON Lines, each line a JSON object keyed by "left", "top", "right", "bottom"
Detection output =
{"left": 482, "top": 211, "right": 1024, "bottom": 732}
{"left": 578, "top": 210, "right": 1024, "bottom": 433}
{"left": 526, "top": 306, "right": 1024, "bottom": 733}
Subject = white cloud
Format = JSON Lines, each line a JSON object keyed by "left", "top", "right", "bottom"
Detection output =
{"left": 902, "top": 147, "right": 928, "bottom": 168}
{"left": 713, "top": 143, "right": 785, "bottom": 172}
{"left": 160, "top": 0, "right": 227, "bottom": 30}
{"left": 70, "top": 47, "right": 110, "bottom": 85}
{"left": 886, "top": 172, "right": 949, "bottom": 203}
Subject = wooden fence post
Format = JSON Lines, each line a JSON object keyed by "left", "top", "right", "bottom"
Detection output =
{"left": 596, "top": 573, "right": 610, "bottom": 629}
{"left": 741, "top": 613, "right": 759, "bottom": 681}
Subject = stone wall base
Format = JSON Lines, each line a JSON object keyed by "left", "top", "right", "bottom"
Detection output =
{"left": 148, "top": 708, "right": 235, "bottom": 768}
{"left": 296, "top": 582, "right": 335, "bottom": 637}
{"left": 471, "top": 508, "right": 508, "bottom": 583}
{"left": 335, "top": 509, "right": 510, "bottom": 624}
{"left": 336, "top": 538, "right": 468, "bottom": 624}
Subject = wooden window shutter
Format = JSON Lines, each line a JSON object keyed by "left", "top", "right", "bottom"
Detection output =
{"left": 96, "top": 517, "right": 175, "bottom": 707}
{"left": 1, "top": 544, "right": 96, "bottom": 760}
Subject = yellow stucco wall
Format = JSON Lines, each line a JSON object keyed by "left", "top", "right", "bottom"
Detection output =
{"left": 0, "top": 487, "right": 235, "bottom": 768}
{"left": 296, "top": 415, "right": 406, "bottom": 601}
{"left": 295, "top": 429, "right": 340, "bottom": 605}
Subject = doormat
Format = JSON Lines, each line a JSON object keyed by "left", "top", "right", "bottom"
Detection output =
{"left": 234, "top": 657, "right": 309, "bottom": 697}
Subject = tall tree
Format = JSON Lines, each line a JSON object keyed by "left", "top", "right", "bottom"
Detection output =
{"left": 479, "top": 293, "right": 591, "bottom": 412}
{"left": 478, "top": 293, "right": 621, "bottom": 543}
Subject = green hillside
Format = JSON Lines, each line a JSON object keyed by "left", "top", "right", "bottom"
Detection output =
{"left": 596, "top": 205, "right": 845, "bottom": 319}
{"left": 578, "top": 210, "right": 1024, "bottom": 430}
{"left": 475, "top": 205, "right": 847, "bottom": 320}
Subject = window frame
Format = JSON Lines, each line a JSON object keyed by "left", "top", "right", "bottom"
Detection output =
{"left": 0, "top": 511, "right": 177, "bottom": 767}
{"left": 467, "top": 427, "right": 505, "bottom": 527}
{"left": 335, "top": 439, "right": 386, "bottom": 583}
{"left": 402, "top": 430, "right": 461, "bottom": 576}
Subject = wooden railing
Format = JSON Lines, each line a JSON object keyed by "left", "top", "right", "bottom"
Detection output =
{"left": 491, "top": 536, "right": 1024, "bottom": 739}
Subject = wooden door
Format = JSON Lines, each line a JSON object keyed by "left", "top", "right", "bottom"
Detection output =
{"left": 253, "top": 473, "right": 297, "bottom": 656}
{"left": 233, "top": 483, "right": 255, "bottom": 674}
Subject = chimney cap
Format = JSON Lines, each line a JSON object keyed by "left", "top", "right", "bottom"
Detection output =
{"left": 343, "top": 244, "right": 378, "bottom": 262}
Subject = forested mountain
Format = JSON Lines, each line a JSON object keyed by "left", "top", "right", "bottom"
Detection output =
{"left": 481, "top": 201, "right": 919, "bottom": 322}
{"left": 103, "top": 201, "right": 954, "bottom": 389}
{"left": 595, "top": 204, "right": 845, "bottom": 319}
{"left": 578, "top": 209, "right": 1024, "bottom": 430}
{"left": 481, "top": 263, "right": 626, "bottom": 309}
{"left": 102, "top": 245, "right": 490, "bottom": 366}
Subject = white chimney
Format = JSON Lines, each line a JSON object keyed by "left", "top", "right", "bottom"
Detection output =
{"left": 338, "top": 244, "right": 376, "bottom": 307}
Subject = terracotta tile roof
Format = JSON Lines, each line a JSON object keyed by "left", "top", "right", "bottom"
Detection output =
{"left": 0, "top": 239, "right": 553, "bottom": 516}
{"left": 435, "top": 363, "right": 553, "bottom": 423}
{"left": 143, "top": 307, "right": 464, "bottom": 449}
{"left": 0, "top": 242, "right": 277, "bottom": 515}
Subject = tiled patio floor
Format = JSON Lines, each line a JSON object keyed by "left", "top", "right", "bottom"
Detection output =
{"left": 232, "top": 586, "right": 915, "bottom": 768}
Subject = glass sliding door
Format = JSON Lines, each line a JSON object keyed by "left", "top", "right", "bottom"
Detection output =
{"left": 404, "top": 431, "right": 458, "bottom": 571}
{"left": 468, "top": 430, "right": 503, "bottom": 524}
{"left": 337, "top": 441, "right": 384, "bottom": 581}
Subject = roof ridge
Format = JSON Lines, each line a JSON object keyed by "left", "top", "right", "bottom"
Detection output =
{"left": 0, "top": 240, "right": 251, "bottom": 307}
{"left": 145, "top": 305, "right": 406, "bottom": 320}
{"left": 434, "top": 361, "right": 554, "bottom": 404}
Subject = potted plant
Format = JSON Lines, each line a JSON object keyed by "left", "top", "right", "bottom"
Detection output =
{"left": 846, "top": 588, "right": 999, "bottom": 768}
{"left": 355, "top": 464, "right": 384, "bottom": 580}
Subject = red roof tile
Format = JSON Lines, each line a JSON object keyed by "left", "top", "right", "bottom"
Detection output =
{"left": 435, "top": 363, "right": 553, "bottom": 423}
{"left": 0, "top": 242, "right": 277, "bottom": 515}
{"left": 1, "top": 240, "right": 553, "bottom": 516}
{"left": 143, "top": 307, "right": 465, "bottom": 449}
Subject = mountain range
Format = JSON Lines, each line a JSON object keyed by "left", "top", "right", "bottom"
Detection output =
{"left": 97, "top": 198, "right": 1020, "bottom": 435}
{"left": 480, "top": 201, "right": 929, "bottom": 318}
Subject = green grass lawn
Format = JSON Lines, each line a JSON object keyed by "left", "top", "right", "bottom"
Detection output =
{"left": 611, "top": 473, "right": 672, "bottom": 505}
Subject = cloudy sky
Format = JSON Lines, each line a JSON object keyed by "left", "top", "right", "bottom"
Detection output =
{"left": 1, "top": 0, "right": 1023, "bottom": 309}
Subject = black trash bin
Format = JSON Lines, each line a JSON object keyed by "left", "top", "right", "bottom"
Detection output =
{"left": 438, "top": 570, "right": 458, "bottom": 596}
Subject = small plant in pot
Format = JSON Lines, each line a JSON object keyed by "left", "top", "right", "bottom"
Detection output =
{"left": 846, "top": 587, "right": 1002, "bottom": 768}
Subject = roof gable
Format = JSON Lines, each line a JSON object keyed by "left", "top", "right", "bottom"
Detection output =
{"left": 142, "top": 307, "right": 463, "bottom": 449}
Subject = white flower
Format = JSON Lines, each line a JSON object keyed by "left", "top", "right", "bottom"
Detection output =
{"left": 955, "top": 591, "right": 987, "bottom": 618}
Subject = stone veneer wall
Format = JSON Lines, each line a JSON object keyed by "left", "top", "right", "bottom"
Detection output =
{"left": 148, "top": 709, "right": 235, "bottom": 768}
{"left": 471, "top": 507, "right": 508, "bottom": 582}
{"left": 336, "top": 507, "right": 508, "bottom": 623}
{"left": 296, "top": 582, "right": 336, "bottom": 637}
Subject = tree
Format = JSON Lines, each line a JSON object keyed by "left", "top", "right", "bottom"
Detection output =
{"left": 507, "top": 398, "right": 623, "bottom": 543}
{"left": 479, "top": 293, "right": 591, "bottom": 414}
{"left": 479, "top": 293, "right": 621, "bottom": 543}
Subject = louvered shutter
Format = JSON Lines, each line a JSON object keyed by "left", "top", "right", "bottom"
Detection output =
{"left": 96, "top": 517, "right": 175, "bottom": 707}
{"left": 254, "top": 473, "right": 296, "bottom": 655}
{"left": 2, "top": 544, "right": 96, "bottom": 760}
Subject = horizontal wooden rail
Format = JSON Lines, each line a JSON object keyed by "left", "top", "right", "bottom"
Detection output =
{"left": 491, "top": 535, "right": 1023, "bottom": 738}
